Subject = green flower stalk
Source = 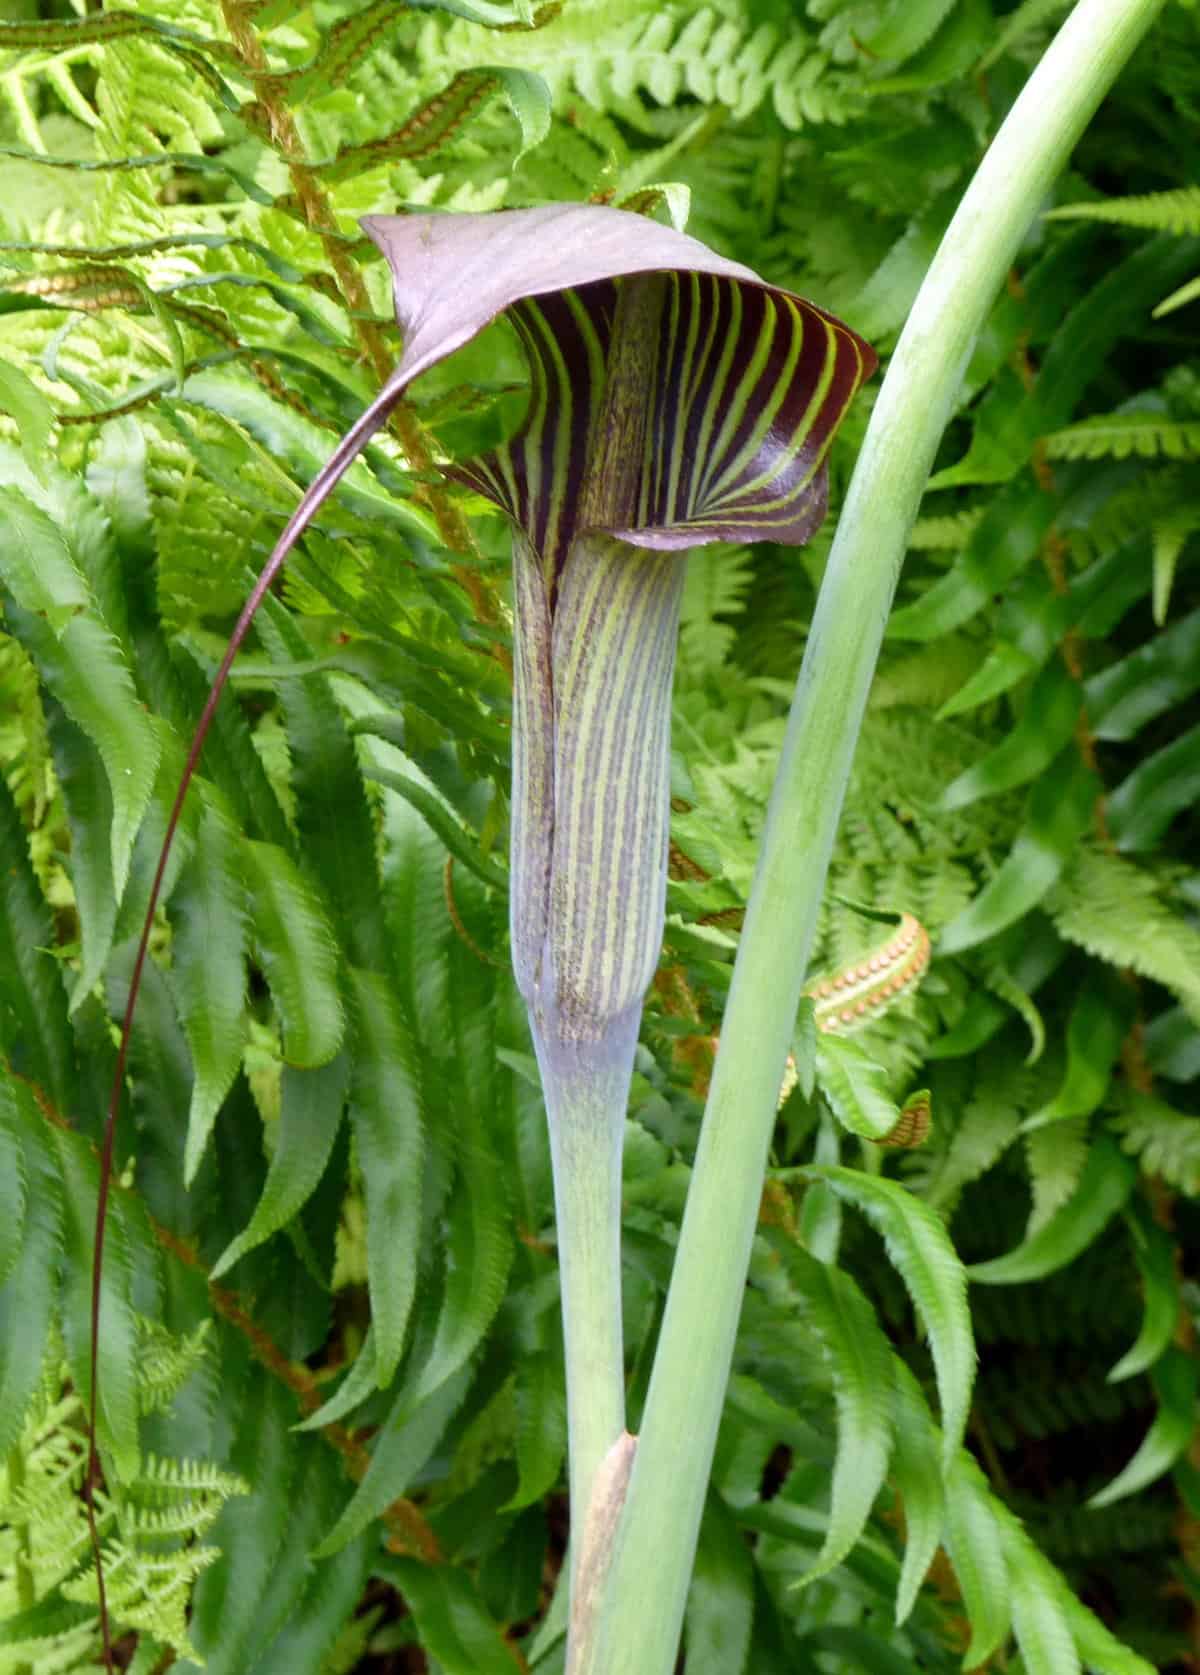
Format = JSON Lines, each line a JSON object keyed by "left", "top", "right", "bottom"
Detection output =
{"left": 90, "top": 203, "right": 873, "bottom": 1649}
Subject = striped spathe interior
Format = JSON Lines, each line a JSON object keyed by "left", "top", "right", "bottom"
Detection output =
{"left": 454, "top": 269, "right": 870, "bottom": 569}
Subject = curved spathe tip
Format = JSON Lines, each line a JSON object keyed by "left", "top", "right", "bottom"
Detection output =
{"left": 362, "top": 205, "right": 877, "bottom": 409}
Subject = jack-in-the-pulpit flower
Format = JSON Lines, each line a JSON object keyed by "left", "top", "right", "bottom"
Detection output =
{"left": 98, "top": 203, "right": 874, "bottom": 1654}
{"left": 356, "top": 205, "right": 873, "bottom": 1079}
{"left": 354, "top": 208, "right": 874, "bottom": 1629}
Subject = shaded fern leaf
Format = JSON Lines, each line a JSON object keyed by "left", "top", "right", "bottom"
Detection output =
{"left": 376, "top": 1553, "right": 521, "bottom": 1675}
{"left": 210, "top": 1055, "right": 350, "bottom": 1280}
{"left": 0, "top": 485, "right": 159, "bottom": 899}
{"left": 1043, "top": 413, "right": 1200, "bottom": 460}
{"left": 170, "top": 804, "right": 247, "bottom": 1184}
{"left": 46, "top": 702, "right": 119, "bottom": 1014}
{"left": 254, "top": 597, "right": 388, "bottom": 974}
{"left": 242, "top": 840, "right": 345, "bottom": 1070}
{"left": 54, "top": 1126, "right": 141, "bottom": 1480}
{"left": 346, "top": 967, "right": 424, "bottom": 1389}
{"left": 0, "top": 1073, "right": 64, "bottom": 1456}
{"left": 685, "top": 1491, "right": 755, "bottom": 1675}
{"left": 767, "top": 1236, "right": 894, "bottom": 1584}
{"left": 1046, "top": 185, "right": 1200, "bottom": 237}
{"left": 1046, "top": 848, "right": 1200, "bottom": 1023}
{"left": 804, "top": 1165, "right": 974, "bottom": 1465}
{"left": 0, "top": 770, "right": 75, "bottom": 1114}
{"left": 313, "top": 1361, "right": 476, "bottom": 1558}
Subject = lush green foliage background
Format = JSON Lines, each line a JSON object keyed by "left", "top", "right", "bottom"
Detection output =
{"left": 0, "top": 0, "right": 1197, "bottom": 1669}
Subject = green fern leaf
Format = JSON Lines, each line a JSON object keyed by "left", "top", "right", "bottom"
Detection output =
{"left": 53, "top": 1129, "right": 140, "bottom": 1480}
{"left": 1086, "top": 605, "right": 1200, "bottom": 741}
{"left": 1108, "top": 1208, "right": 1178, "bottom": 1384}
{"left": 979, "top": 0, "right": 1072, "bottom": 67}
{"left": 508, "top": 1346, "right": 567, "bottom": 1509}
{"left": 968, "top": 1134, "right": 1136, "bottom": 1284}
{"left": 0, "top": 1078, "right": 27, "bottom": 1290}
{"left": 921, "top": 1056, "right": 1027, "bottom": 1211}
{"left": 814, "top": 1033, "right": 903, "bottom": 1141}
{"left": 865, "top": 0, "right": 957, "bottom": 63}
{"left": 942, "top": 1455, "right": 1011, "bottom": 1665}
{"left": 889, "top": 1361, "right": 944, "bottom": 1624}
{"left": 312, "top": 1361, "right": 475, "bottom": 1558}
{"left": 376, "top": 1553, "right": 521, "bottom": 1675}
{"left": 1046, "top": 847, "right": 1200, "bottom": 1023}
{"left": 686, "top": 1491, "right": 754, "bottom": 1675}
{"left": 1046, "top": 185, "right": 1200, "bottom": 237}
{"left": 254, "top": 598, "right": 389, "bottom": 973}
{"left": 1088, "top": 1349, "right": 1198, "bottom": 1509}
{"left": 1107, "top": 722, "right": 1200, "bottom": 853}
{"left": 1024, "top": 972, "right": 1130, "bottom": 1134}
{"left": 940, "top": 660, "right": 1081, "bottom": 810}
{"left": 940, "top": 751, "right": 1098, "bottom": 954}
{"left": 1112, "top": 1091, "right": 1200, "bottom": 1195}
{"left": 45, "top": 703, "right": 118, "bottom": 1014}
{"left": 768, "top": 1238, "right": 894, "bottom": 1584}
{"left": 1154, "top": 270, "right": 1200, "bottom": 318}
{"left": 185, "top": 1368, "right": 297, "bottom": 1672}
{"left": 1043, "top": 412, "right": 1200, "bottom": 461}
{"left": 0, "top": 773, "right": 74, "bottom": 1113}
{"left": 171, "top": 803, "right": 248, "bottom": 1184}
{"left": 1024, "top": 1115, "right": 1089, "bottom": 1235}
{"left": 1004, "top": 1529, "right": 1082, "bottom": 1675}
{"left": 803, "top": 1165, "right": 974, "bottom": 1466}
{"left": 346, "top": 967, "right": 423, "bottom": 1390}
{"left": 242, "top": 839, "right": 345, "bottom": 1069}
{"left": 210, "top": 1053, "right": 350, "bottom": 1279}
{"left": 0, "top": 1076, "right": 59, "bottom": 1457}
{"left": 0, "top": 484, "right": 159, "bottom": 898}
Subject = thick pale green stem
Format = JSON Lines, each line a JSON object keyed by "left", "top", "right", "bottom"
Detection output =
{"left": 582, "top": 2, "right": 1166, "bottom": 1670}
{"left": 537, "top": 1036, "right": 630, "bottom": 1541}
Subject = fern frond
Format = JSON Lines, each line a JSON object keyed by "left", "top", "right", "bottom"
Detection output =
{"left": 1046, "top": 186, "right": 1200, "bottom": 238}
{"left": 1031, "top": 1493, "right": 1176, "bottom": 1561}
{"left": 1154, "top": 271, "right": 1200, "bottom": 319}
{"left": 980, "top": 1354, "right": 1144, "bottom": 1449}
{"left": 134, "top": 1319, "right": 213, "bottom": 1416}
{"left": 979, "top": 0, "right": 1074, "bottom": 67}
{"left": 1062, "top": 467, "right": 1187, "bottom": 565}
{"left": 678, "top": 545, "right": 754, "bottom": 676}
{"left": 1044, "top": 413, "right": 1200, "bottom": 461}
{"left": 414, "top": 1, "right": 855, "bottom": 134}
{"left": 1112, "top": 1094, "right": 1200, "bottom": 1194}
{"left": 1046, "top": 848, "right": 1200, "bottom": 1024}
{"left": 907, "top": 508, "right": 984, "bottom": 550}
{"left": 916, "top": 1056, "right": 1028, "bottom": 1211}
{"left": 1024, "top": 1114, "right": 1089, "bottom": 1234}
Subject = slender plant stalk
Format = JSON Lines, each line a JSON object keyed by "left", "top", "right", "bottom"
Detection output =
{"left": 539, "top": 1054, "right": 628, "bottom": 1544}
{"left": 581, "top": 1, "right": 1167, "bottom": 1668}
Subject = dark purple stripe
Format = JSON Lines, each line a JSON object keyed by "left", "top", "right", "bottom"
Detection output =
{"left": 670, "top": 273, "right": 728, "bottom": 522}
{"left": 453, "top": 282, "right": 615, "bottom": 575}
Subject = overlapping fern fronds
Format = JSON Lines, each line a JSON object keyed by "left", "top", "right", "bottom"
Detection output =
{"left": 0, "top": 0, "right": 1197, "bottom": 1671}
